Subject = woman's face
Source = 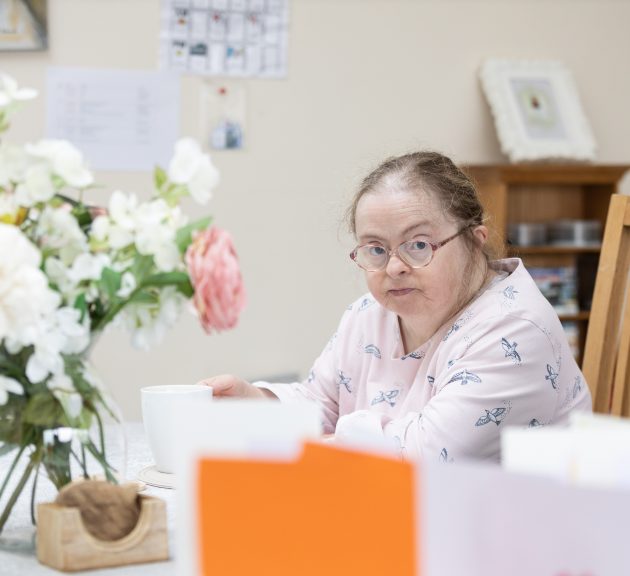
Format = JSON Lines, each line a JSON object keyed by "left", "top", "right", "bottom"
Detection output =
{"left": 353, "top": 186, "right": 486, "bottom": 326}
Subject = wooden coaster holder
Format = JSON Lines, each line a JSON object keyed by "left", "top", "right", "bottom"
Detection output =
{"left": 36, "top": 495, "right": 169, "bottom": 572}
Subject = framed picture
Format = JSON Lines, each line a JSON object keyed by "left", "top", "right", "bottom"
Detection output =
{"left": 480, "top": 59, "right": 596, "bottom": 163}
{"left": 0, "top": 0, "right": 47, "bottom": 51}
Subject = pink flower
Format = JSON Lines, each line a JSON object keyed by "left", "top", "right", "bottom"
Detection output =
{"left": 185, "top": 227, "right": 246, "bottom": 333}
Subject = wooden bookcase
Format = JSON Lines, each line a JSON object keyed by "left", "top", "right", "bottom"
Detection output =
{"left": 464, "top": 164, "right": 629, "bottom": 364}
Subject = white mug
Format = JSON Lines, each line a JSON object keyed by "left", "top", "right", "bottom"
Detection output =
{"left": 141, "top": 384, "right": 213, "bottom": 474}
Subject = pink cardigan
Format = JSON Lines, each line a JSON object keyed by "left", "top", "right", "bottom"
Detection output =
{"left": 258, "top": 259, "right": 592, "bottom": 462}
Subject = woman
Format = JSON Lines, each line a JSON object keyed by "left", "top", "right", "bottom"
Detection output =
{"left": 200, "top": 151, "right": 592, "bottom": 462}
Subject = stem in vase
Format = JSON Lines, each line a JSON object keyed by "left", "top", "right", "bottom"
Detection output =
{"left": 0, "top": 445, "right": 26, "bottom": 503}
{"left": 0, "top": 453, "right": 38, "bottom": 534}
{"left": 30, "top": 459, "right": 41, "bottom": 525}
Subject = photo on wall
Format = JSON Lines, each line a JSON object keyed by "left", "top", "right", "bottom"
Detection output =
{"left": 0, "top": 0, "right": 47, "bottom": 51}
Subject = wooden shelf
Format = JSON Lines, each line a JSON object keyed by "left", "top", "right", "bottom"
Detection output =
{"left": 464, "top": 163, "right": 630, "bottom": 364}
{"left": 558, "top": 311, "right": 590, "bottom": 322}
{"left": 507, "top": 245, "right": 602, "bottom": 256}
{"left": 465, "top": 164, "right": 629, "bottom": 185}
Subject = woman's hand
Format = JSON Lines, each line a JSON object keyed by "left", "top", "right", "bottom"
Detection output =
{"left": 197, "top": 374, "right": 277, "bottom": 399}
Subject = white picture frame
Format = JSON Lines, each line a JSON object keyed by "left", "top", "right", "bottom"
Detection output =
{"left": 480, "top": 59, "right": 596, "bottom": 163}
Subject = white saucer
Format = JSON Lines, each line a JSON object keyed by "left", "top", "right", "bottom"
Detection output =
{"left": 138, "top": 465, "right": 176, "bottom": 489}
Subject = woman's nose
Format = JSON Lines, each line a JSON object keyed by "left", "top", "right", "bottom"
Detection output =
{"left": 385, "top": 252, "right": 409, "bottom": 277}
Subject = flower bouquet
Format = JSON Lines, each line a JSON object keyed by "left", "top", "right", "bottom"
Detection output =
{"left": 0, "top": 74, "right": 246, "bottom": 532}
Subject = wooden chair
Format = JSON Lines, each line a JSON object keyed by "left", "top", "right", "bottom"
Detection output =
{"left": 582, "top": 194, "right": 630, "bottom": 415}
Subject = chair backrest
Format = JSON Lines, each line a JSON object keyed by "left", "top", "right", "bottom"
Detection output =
{"left": 582, "top": 194, "right": 630, "bottom": 415}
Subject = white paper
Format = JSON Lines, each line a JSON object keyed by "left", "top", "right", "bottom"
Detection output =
{"left": 160, "top": 0, "right": 289, "bottom": 78}
{"left": 46, "top": 67, "right": 180, "bottom": 172}
{"left": 421, "top": 460, "right": 630, "bottom": 576}
{"left": 174, "top": 400, "right": 322, "bottom": 576}
{"left": 502, "top": 423, "right": 630, "bottom": 489}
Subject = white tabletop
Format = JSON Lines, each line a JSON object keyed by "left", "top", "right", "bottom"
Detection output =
{"left": 0, "top": 423, "right": 176, "bottom": 575}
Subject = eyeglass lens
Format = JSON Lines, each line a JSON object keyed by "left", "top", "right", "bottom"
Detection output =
{"left": 355, "top": 240, "right": 432, "bottom": 270}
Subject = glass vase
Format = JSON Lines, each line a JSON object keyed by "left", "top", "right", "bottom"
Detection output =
{"left": 0, "top": 353, "right": 126, "bottom": 545}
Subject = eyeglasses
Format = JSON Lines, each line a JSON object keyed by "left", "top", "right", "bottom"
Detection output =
{"left": 349, "top": 226, "right": 470, "bottom": 272}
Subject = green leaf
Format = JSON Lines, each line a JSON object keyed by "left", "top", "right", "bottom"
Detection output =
{"left": 74, "top": 292, "right": 88, "bottom": 322}
{"left": 143, "top": 271, "right": 190, "bottom": 287}
{"left": 175, "top": 216, "right": 212, "bottom": 254}
{"left": 175, "top": 278, "right": 194, "bottom": 298}
{"left": 142, "top": 272, "right": 194, "bottom": 298}
{"left": 162, "top": 183, "right": 189, "bottom": 207}
{"left": 99, "top": 267, "right": 122, "bottom": 299}
{"left": 74, "top": 407, "right": 94, "bottom": 430}
{"left": 0, "top": 401, "right": 24, "bottom": 445}
{"left": 131, "top": 254, "right": 155, "bottom": 283}
{"left": 72, "top": 203, "right": 92, "bottom": 231}
{"left": 128, "top": 290, "right": 158, "bottom": 305}
{"left": 22, "top": 392, "right": 66, "bottom": 427}
{"left": 154, "top": 166, "right": 168, "bottom": 190}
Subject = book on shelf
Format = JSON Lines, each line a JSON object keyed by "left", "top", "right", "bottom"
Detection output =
{"left": 561, "top": 321, "right": 580, "bottom": 360}
{"left": 528, "top": 266, "right": 579, "bottom": 315}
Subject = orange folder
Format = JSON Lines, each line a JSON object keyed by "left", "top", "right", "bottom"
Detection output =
{"left": 196, "top": 442, "right": 418, "bottom": 576}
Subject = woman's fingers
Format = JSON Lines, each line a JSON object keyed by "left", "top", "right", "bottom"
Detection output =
{"left": 197, "top": 374, "right": 266, "bottom": 398}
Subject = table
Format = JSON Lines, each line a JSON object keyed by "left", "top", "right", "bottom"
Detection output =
{"left": 0, "top": 423, "right": 176, "bottom": 575}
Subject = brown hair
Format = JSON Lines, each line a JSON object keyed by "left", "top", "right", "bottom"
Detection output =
{"left": 345, "top": 151, "right": 495, "bottom": 260}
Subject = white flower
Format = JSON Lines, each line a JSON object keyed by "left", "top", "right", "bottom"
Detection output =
{"left": 45, "top": 257, "right": 80, "bottom": 303}
{"left": 90, "top": 215, "right": 109, "bottom": 241}
{"left": 68, "top": 252, "right": 111, "bottom": 283}
{"left": 188, "top": 155, "right": 220, "bottom": 204}
{"left": 134, "top": 199, "right": 183, "bottom": 272}
{"left": 25, "top": 306, "right": 89, "bottom": 383}
{"left": 109, "top": 190, "right": 137, "bottom": 231}
{"left": 167, "top": 138, "right": 220, "bottom": 204}
{"left": 0, "top": 143, "right": 28, "bottom": 187}
{"left": 90, "top": 191, "right": 137, "bottom": 250}
{"left": 25, "top": 330, "right": 65, "bottom": 383}
{"left": 118, "top": 287, "right": 185, "bottom": 350}
{"left": 36, "top": 205, "right": 88, "bottom": 264}
{"left": 0, "top": 224, "right": 60, "bottom": 350}
{"left": 0, "top": 375, "right": 23, "bottom": 405}
{"left": 0, "top": 74, "right": 37, "bottom": 109}
{"left": 116, "top": 271, "right": 137, "bottom": 298}
{"left": 55, "top": 307, "right": 90, "bottom": 354}
{"left": 14, "top": 162, "right": 55, "bottom": 206}
{"left": 0, "top": 192, "right": 19, "bottom": 223}
{"left": 47, "top": 372, "right": 83, "bottom": 419}
{"left": 26, "top": 140, "right": 93, "bottom": 189}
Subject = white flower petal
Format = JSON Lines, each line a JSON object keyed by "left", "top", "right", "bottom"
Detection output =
{"left": 167, "top": 138, "right": 203, "bottom": 184}
{"left": 0, "top": 375, "right": 24, "bottom": 405}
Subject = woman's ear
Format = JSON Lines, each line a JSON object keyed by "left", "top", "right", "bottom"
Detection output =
{"left": 472, "top": 225, "right": 489, "bottom": 245}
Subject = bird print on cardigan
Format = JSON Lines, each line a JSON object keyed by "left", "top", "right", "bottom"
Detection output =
{"left": 371, "top": 389, "right": 400, "bottom": 407}
{"left": 475, "top": 407, "right": 507, "bottom": 427}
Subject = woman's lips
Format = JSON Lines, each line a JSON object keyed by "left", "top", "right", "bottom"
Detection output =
{"left": 388, "top": 288, "right": 414, "bottom": 296}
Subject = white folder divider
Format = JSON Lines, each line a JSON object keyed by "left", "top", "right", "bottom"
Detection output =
{"left": 173, "top": 399, "right": 322, "bottom": 576}
{"left": 420, "top": 459, "right": 630, "bottom": 576}
{"left": 502, "top": 416, "right": 630, "bottom": 489}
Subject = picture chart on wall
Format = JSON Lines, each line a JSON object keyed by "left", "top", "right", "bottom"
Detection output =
{"left": 160, "top": 0, "right": 289, "bottom": 78}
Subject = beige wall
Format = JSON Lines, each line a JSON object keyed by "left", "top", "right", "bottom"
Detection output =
{"left": 3, "top": 0, "right": 630, "bottom": 419}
